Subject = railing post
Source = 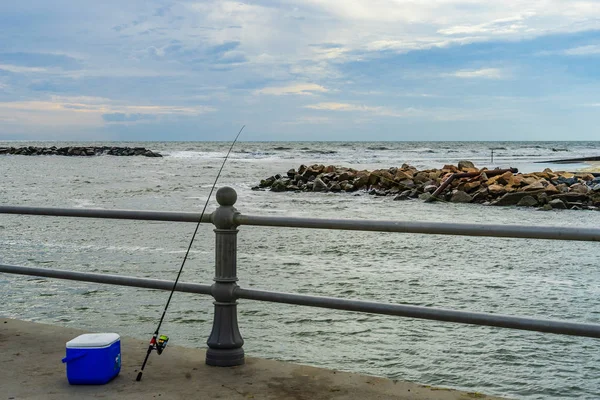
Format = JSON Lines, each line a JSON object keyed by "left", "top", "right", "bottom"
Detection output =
{"left": 206, "top": 187, "right": 244, "bottom": 366}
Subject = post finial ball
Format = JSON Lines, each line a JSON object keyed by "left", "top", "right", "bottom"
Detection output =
{"left": 216, "top": 186, "right": 237, "bottom": 206}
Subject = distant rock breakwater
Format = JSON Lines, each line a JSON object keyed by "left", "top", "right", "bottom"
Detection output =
{"left": 0, "top": 146, "right": 162, "bottom": 157}
{"left": 254, "top": 161, "right": 600, "bottom": 210}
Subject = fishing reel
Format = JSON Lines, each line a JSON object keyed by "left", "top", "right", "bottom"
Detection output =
{"left": 150, "top": 334, "right": 169, "bottom": 355}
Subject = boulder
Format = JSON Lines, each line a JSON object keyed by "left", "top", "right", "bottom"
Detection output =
{"left": 312, "top": 178, "right": 328, "bottom": 192}
{"left": 576, "top": 173, "right": 595, "bottom": 181}
{"left": 368, "top": 172, "right": 380, "bottom": 186}
{"left": 534, "top": 171, "right": 554, "bottom": 180}
{"left": 551, "top": 193, "right": 590, "bottom": 203}
{"left": 544, "top": 183, "right": 559, "bottom": 194}
{"left": 397, "top": 179, "right": 415, "bottom": 189}
{"left": 488, "top": 184, "right": 506, "bottom": 196}
{"left": 471, "top": 187, "right": 489, "bottom": 202}
{"left": 490, "top": 189, "right": 546, "bottom": 206}
{"left": 443, "top": 164, "right": 459, "bottom": 173}
{"left": 522, "top": 181, "right": 545, "bottom": 191}
{"left": 260, "top": 176, "right": 276, "bottom": 188}
{"left": 592, "top": 184, "right": 600, "bottom": 192}
{"left": 558, "top": 172, "right": 575, "bottom": 179}
{"left": 496, "top": 171, "right": 514, "bottom": 185}
{"left": 377, "top": 171, "right": 395, "bottom": 188}
{"left": 485, "top": 175, "right": 503, "bottom": 186}
{"left": 353, "top": 173, "right": 369, "bottom": 189}
{"left": 423, "top": 184, "right": 438, "bottom": 193}
{"left": 330, "top": 183, "right": 342, "bottom": 192}
{"left": 569, "top": 183, "right": 589, "bottom": 194}
{"left": 450, "top": 190, "right": 472, "bottom": 203}
{"left": 419, "top": 193, "right": 433, "bottom": 201}
{"left": 270, "top": 179, "right": 288, "bottom": 192}
{"left": 464, "top": 181, "right": 481, "bottom": 192}
{"left": 395, "top": 170, "right": 413, "bottom": 181}
{"left": 521, "top": 176, "right": 539, "bottom": 186}
{"left": 457, "top": 160, "right": 475, "bottom": 170}
{"left": 370, "top": 189, "right": 387, "bottom": 196}
{"left": 342, "top": 183, "right": 355, "bottom": 192}
{"left": 557, "top": 176, "right": 577, "bottom": 186}
{"left": 394, "top": 190, "right": 412, "bottom": 200}
{"left": 516, "top": 196, "right": 538, "bottom": 207}
{"left": 428, "top": 170, "right": 442, "bottom": 180}
{"left": 413, "top": 172, "right": 430, "bottom": 183}
{"left": 549, "top": 199, "right": 567, "bottom": 209}
{"left": 338, "top": 171, "right": 351, "bottom": 182}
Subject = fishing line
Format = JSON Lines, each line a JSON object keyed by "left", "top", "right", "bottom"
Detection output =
{"left": 136, "top": 125, "right": 245, "bottom": 382}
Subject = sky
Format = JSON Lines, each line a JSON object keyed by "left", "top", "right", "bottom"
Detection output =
{"left": 0, "top": 0, "right": 599, "bottom": 141}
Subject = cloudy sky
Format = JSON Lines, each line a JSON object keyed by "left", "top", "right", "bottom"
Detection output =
{"left": 1, "top": 0, "right": 599, "bottom": 141}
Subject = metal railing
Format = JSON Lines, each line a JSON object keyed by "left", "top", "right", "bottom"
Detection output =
{"left": 2, "top": 186, "right": 600, "bottom": 367}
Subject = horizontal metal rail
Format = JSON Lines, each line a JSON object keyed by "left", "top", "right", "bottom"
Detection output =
{"left": 235, "top": 214, "right": 600, "bottom": 242}
{"left": 235, "top": 287, "right": 600, "bottom": 339}
{"left": 2, "top": 205, "right": 600, "bottom": 242}
{"left": 0, "top": 206, "right": 211, "bottom": 223}
{"left": 0, "top": 264, "right": 211, "bottom": 295}
{"left": 3, "top": 263, "right": 600, "bottom": 339}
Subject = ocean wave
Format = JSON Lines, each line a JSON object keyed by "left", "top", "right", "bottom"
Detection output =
{"left": 366, "top": 146, "right": 391, "bottom": 151}
{"left": 301, "top": 149, "right": 338, "bottom": 154}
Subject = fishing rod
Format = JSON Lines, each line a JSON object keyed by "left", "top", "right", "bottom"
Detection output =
{"left": 136, "top": 125, "right": 245, "bottom": 382}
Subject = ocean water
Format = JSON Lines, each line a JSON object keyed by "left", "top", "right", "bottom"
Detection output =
{"left": 1, "top": 141, "right": 600, "bottom": 399}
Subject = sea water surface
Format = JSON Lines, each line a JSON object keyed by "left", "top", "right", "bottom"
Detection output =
{"left": 1, "top": 141, "right": 600, "bottom": 399}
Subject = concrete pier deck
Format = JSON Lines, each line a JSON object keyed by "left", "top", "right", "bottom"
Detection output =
{"left": 1, "top": 318, "right": 504, "bottom": 400}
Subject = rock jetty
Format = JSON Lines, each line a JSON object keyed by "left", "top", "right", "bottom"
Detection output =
{"left": 0, "top": 146, "right": 162, "bottom": 157}
{"left": 254, "top": 162, "right": 600, "bottom": 210}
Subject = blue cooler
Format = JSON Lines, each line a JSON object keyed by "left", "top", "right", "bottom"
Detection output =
{"left": 62, "top": 333, "right": 121, "bottom": 384}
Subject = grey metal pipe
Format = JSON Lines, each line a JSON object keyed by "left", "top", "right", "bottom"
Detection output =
{"left": 235, "top": 287, "right": 600, "bottom": 339}
{"left": 234, "top": 214, "right": 600, "bottom": 242}
{"left": 3, "top": 205, "right": 600, "bottom": 242}
{"left": 0, "top": 264, "right": 212, "bottom": 295}
{"left": 3, "top": 263, "right": 600, "bottom": 338}
{"left": 0, "top": 206, "right": 212, "bottom": 223}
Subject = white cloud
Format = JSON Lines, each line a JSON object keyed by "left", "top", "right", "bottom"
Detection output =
{"left": 255, "top": 83, "right": 329, "bottom": 95}
{"left": 537, "top": 44, "right": 600, "bottom": 56}
{"left": 279, "top": 116, "right": 333, "bottom": 125}
{"left": 0, "top": 64, "right": 48, "bottom": 74}
{"left": 444, "top": 68, "right": 505, "bottom": 79}
{"left": 0, "top": 96, "right": 216, "bottom": 128}
{"left": 304, "top": 101, "right": 518, "bottom": 121}
{"left": 297, "top": 1, "right": 600, "bottom": 51}
{"left": 563, "top": 44, "right": 600, "bottom": 55}
{"left": 438, "top": 13, "right": 534, "bottom": 36}
{"left": 305, "top": 102, "right": 424, "bottom": 117}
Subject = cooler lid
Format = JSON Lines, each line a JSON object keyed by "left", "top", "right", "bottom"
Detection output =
{"left": 66, "top": 333, "right": 120, "bottom": 348}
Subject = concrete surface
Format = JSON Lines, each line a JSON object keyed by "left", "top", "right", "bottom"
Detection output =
{"left": 1, "top": 318, "right": 504, "bottom": 400}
